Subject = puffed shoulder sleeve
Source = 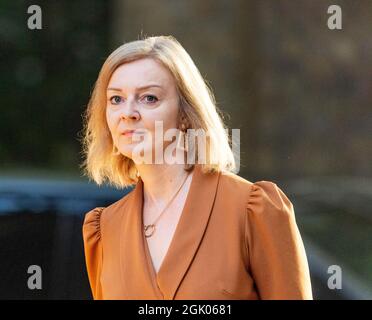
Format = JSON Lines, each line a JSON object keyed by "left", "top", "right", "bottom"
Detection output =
{"left": 82, "top": 207, "right": 105, "bottom": 300}
{"left": 245, "top": 181, "right": 313, "bottom": 300}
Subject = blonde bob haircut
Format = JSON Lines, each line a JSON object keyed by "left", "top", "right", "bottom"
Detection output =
{"left": 80, "top": 35, "right": 236, "bottom": 189}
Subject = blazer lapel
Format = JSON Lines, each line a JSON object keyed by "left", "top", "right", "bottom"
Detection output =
{"left": 120, "top": 177, "right": 162, "bottom": 299}
{"left": 120, "top": 164, "right": 221, "bottom": 299}
{"left": 156, "top": 165, "right": 221, "bottom": 299}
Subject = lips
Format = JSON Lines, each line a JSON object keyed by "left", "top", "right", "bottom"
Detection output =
{"left": 122, "top": 130, "right": 135, "bottom": 136}
{"left": 121, "top": 129, "right": 146, "bottom": 136}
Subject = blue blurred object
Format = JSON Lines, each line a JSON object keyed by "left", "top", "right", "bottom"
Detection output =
{"left": 0, "top": 176, "right": 132, "bottom": 299}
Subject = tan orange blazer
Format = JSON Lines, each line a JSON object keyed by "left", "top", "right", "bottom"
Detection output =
{"left": 82, "top": 164, "right": 313, "bottom": 300}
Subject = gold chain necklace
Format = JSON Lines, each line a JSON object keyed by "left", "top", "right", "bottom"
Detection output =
{"left": 143, "top": 171, "right": 190, "bottom": 238}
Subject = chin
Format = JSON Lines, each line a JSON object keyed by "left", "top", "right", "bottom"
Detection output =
{"left": 120, "top": 145, "right": 154, "bottom": 163}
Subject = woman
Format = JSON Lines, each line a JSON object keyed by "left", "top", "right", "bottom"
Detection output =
{"left": 81, "top": 35, "right": 313, "bottom": 300}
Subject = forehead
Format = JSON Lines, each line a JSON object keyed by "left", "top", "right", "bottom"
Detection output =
{"left": 108, "top": 58, "right": 173, "bottom": 89}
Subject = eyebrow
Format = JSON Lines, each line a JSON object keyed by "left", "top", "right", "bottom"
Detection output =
{"left": 107, "top": 84, "right": 163, "bottom": 92}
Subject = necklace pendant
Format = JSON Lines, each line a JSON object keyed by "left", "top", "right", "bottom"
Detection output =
{"left": 144, "top": 224, "right": 156, "bottom": 238}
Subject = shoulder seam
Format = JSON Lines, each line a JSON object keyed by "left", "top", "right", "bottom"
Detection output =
{"left": 244, "top": 183, "right": 256, "bottom": 273}
{"left": 94, "top": 207, "right": 105, "bottom": 240}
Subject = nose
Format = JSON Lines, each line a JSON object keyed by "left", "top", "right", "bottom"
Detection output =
{"left": 119, "top": 98, "right": 140, "bottom": 121}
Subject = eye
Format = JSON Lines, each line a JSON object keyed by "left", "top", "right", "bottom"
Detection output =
{"left": 109, "top": 95, "right": 123, "bottom": 105}
{"left": 142, "top": 95, "right": 158, "bottom": 104}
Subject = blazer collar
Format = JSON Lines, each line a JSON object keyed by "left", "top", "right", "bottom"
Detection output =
{"left": 120, "top": 164, "right": 221, "bottom": 299}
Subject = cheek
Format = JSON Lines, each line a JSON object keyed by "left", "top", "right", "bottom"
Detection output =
{"left": 139, "top": 110, "right": 161, "bottom": 132}
{"left": 150, "top": 102, "right": 179, "bottom": 130}
{"left": 105, "top": 108, "right": 116, "bottom": 132}
{"left": 162, "top": 109, "right": 179, "bottom": 130}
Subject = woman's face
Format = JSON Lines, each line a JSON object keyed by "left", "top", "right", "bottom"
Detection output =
{"left": 106, "top": 58, "right": 181, "bottom": 163}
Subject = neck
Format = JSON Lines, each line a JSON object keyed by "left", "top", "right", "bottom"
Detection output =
{"left": 136, "top": 164, "right": 193, "bottom": 207}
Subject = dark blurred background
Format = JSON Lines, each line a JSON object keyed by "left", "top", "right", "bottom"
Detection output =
{"left": 0, "top": 0, "right": 371, "bottom": 299}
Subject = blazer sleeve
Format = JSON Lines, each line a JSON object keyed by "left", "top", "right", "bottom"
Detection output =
{"left": 82, "top": 207, "right": 105, "bottom": 300}
{"left": 245, "top": 181, "right": 313, "bottom": 300}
